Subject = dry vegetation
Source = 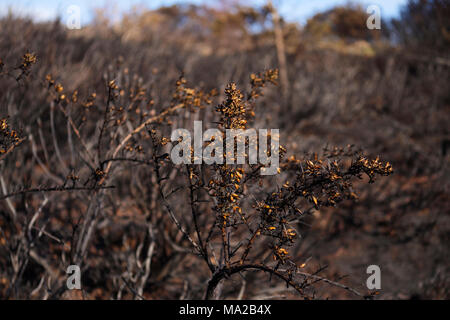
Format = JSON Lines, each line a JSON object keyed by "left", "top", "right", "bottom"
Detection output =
{"left": 0, "top": 0, "right": 448, "bottom": 299}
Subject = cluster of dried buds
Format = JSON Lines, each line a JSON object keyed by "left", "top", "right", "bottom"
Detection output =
{"left": 249, "top": 69, "right": 278, "bottom": 100}
{"left": 349, "top": 156, "right": 393, "bottom": 183}
{"left": 0, "top": 118, "right": 21, "bottom": 155}
{"left": 172, "top": 75, "right": 217, "bottom": 112}
{"left": 19, "top": 52, "right": 37, "bottom": 71}
{"left": 216, "top": 83, "right": 247, "bottom": 130}
{"left": 209, "top": 165, "right": 246, "bottom": 228}
{"left": 255, "top": 149, "right": 394, "bottom": 262}
{"left": 45, "top": 74, "right": 78, "bottom": 104}
{"left": 16, "top": 52, "right": 37, "bottom": 80}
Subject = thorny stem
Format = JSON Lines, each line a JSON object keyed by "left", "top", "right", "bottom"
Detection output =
{"left": 239, "top": 227, "right": 261, "bottom": 265}
{"left": 97, "top": 85, "right": 113, "bottom": 162}
{"left": 98, "top": 103, "right": 185, "bottom": 185}
{"left": 185, "top": 165, "right": 215, "bottom": 272}
{"left": 151, "top": 138, "right": 203, "bottom": 256}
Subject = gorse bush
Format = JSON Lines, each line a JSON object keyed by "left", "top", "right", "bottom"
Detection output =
{"left": 0, "top": 4, "right": 447, "bottom": 298}
{"left": 0, "top": 43, "right": 393, "bottom": 299}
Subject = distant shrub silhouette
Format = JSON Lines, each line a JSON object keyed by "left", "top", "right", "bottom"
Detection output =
{"left": 392, "top": 0, "right": 450, "bottom": 51}
{"left": 304, "top": 5, "right": 383, "bottom": 41}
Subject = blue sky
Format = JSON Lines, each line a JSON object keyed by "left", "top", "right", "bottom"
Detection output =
{"left": 0, "top": 0, "right": 408, "bottom": 26}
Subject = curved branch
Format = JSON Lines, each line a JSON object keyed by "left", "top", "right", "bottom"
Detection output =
{"left": 205, "top": 263, "right": 303, "bottom": 300}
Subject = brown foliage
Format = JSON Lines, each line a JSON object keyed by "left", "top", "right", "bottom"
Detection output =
{"left": 0, "top": 3, "right": 448, "bottom": 300}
